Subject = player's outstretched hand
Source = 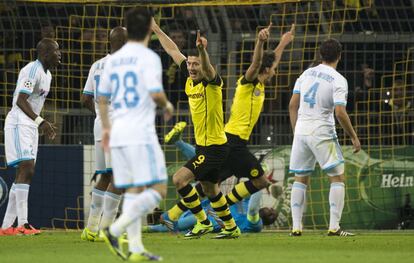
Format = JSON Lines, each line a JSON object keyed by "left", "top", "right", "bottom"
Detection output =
{"left": 101, "top": 128, "right": 110, "bottom": 153}
{"left": 258, "top": 22, "right": 272, "bottom": 42}
{"left": 280, "top": 24, "right": 295, "bottom": 46}
{"left": 196, "top": 30, "right": 208, "bottom": 50}
{"left": 164, "top": 101, "right": 174, "bottom": 122}
{"left": 352, "top": 137, "right": 361, "bottom": 153}
{"left": 40, "top": 120, "right": 56, "bottom": 140}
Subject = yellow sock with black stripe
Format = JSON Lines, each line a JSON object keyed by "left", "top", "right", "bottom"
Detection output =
{"left": 178, "top": 184, "right": 209, "bottom": 224}
{"left": 226, "top": 180, "right": 260, "bottom": 206}
{"left": 209, "top": 192, "right": 237, "bottom": 231}
{"left": 168, "top": 183, "right": 206, "bottom": 221}
{"left": 167, "top": 200, "right": 188, "bottom": 221}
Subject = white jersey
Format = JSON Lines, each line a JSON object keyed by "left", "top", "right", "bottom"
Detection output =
{"left": 99, "top": 42, "right": 163, "bottom": 147}
{"left": 83, "top": 54, "right": 113, "bottom": 140}
{"left": 83, "top": 54, "right": 112, "bottom": 120}
{"left": 5, "top": 60, "right": 52, "bottom": 128}
{"left": 293, "top": 64, "right": 348, "bottom": 139}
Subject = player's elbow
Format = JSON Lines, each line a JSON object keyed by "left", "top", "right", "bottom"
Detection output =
{"left": 80, "top": 94, "right": 91, "bottom": 107}
{"left": 288, "top": 97, "right": 299, "bottom": 113}
{"left": 151, "top": 92, "right": 167, "bottom": 108}
{"left": 335, "top": 106, "right": 348, "bottom": 120}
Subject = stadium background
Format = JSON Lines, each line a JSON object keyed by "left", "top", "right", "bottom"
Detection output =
{"left": 0, "top": 0, "right": 413, "bottom": 231}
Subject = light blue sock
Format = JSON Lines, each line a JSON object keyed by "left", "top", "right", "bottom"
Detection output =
{"left": 175, "top": 140, "right": 196, "bottom": 160}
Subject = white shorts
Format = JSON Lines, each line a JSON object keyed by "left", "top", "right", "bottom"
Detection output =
{"left": 4, "top": 125, "right": 38, "bottom": 167}
{"left": 111, "top": 143, "right": 167, "bottom": 188}
{"left": 95, "top": 140, "right": 111, "bottom": 174}
{"left": 289, "top": 135, "right": 344, "bottom": 176}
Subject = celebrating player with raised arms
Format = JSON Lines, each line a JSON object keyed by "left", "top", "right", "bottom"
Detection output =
{"left": 161, "top": 23, "right": 294, "bottom": 233}
{"left": 289, "top": 38, "right": 361, "bottom": 237}
{"left": 153, "top": 19, "right": 243, "bottom": 239}
{"left": 0, "top": 38, "right": 61, "bottom": 236}
{"left": 80, "top": 26, "right": 127, "bottom": 242}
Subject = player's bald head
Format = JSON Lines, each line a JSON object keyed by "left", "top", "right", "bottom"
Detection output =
{"left": 110, "top": 26, "right": 127, "bottom": 53}
{"left": 36, "top": 38, "right": 61, "bottom": 69}
{"left": 36, "top": 38, "right": 58, "bottom": 57}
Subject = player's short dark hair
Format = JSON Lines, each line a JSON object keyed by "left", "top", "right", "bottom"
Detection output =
{"left": 124, "top": 7, "right": 152, "bottom": 41}
{"left": 259, "top": 51, "right": 276, "bottom": 74}
{"left": 259, "top": 207, "right": 278, "bottom": 225}
{"left": 319, "top": 38, "right": 342, "bottom": 63}
{"left": 187, "top": 49, "right": 199, "bottom": 57}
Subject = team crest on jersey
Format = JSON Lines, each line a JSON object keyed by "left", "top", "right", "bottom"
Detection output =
{"left": 254, "top": 88, "right": 261, "bottom": 97}
{"left": 250, "top": 168, "right": 259, "bottom": 177}
{"left": 24, "top": 80, "right": 33, "bottom": 90}
{"left": 0, "top": 177, "right": 8, "bottom": 208}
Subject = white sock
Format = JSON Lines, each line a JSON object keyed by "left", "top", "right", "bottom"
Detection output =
{"left": 329, "top": 182, "right": 345, "bottom": 231}
{"left": 110, "top": 189, "right": 161, "bottom": 237}
{"left": 1, "top": 184, "right": 17, "bottom": 229}
{"left": 86, "top": 188, "right": 105, "bottom": 232}
{"left": 15, "top": 184, "right": 30, "bottom": 226}
{"left": 291, "top": 182, "right": 307, "bottom": 231}
{"left": 127, "top": 217, "right": 144, "bottom": 254}
{"left": 99, "top": 192, "right": 122, "bottom": 229}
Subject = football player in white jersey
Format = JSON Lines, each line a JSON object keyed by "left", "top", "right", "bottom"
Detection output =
{"left": 98, "top": 8, "right": 174, "bottom": 261}
{"left": 80, "top": 26, "right": 127, "bottom": 242}
{"left": 0, "top": 38, "right": 61, "bottom": 236}
{"left": 288, "top": 39, "right": 361, "bottom": 237}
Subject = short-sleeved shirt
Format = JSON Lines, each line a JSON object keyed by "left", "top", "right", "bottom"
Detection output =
{"left": 83, "top": 54, "right": 112, "bottom": 121}
{"left": 224, "top": 76, "right": 265, "bottom": 141}
{"left": 98, "top": 42, "right": 163, "bottom": 147}
{"left": 5, "top": 60, "right": 52, "bottom": 128}
{"left": 181, "top": 61, "right": 227, "bottom": 146}
{"left": 293, "top": 64, "right": 348, "bottom": 139}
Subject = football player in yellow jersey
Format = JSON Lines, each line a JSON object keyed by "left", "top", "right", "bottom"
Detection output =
{"left": 152, "top": 19, "right": 240, "bottom": 239}
{"left": 158, "top": 23, "right": 295, "bottom": 232}
{"left": 223, "top": 24, "right": 295, "bottom": 207}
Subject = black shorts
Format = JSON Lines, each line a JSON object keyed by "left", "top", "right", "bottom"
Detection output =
{"left": 218, "top": 133, "right": 264, "bottom": 181}
{"left": 184, "top": 144, "right": 230, "bottom": 183}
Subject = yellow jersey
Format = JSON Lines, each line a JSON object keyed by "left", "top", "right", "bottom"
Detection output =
{"left": 182, "top": 63, "right": 227, "bottom": 146}
{"left": 224, "top": 76, "right": 265, "bottom": 141}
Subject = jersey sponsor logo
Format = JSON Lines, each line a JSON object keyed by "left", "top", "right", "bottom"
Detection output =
{"left": 254, "top": 88, "right": 261, "bottom": 97}
{"left": 24, "top": 80, "right": 33, "bottom": 90}
{"left": 187, "top": 93, "right": 204, "bottom": 99}
{"left": 0, "top": 177, "right": 8, "bottom": 208}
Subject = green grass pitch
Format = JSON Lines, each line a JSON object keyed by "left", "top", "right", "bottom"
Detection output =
{"left": 1, "top": 231, "right": 414, "bottom": 263}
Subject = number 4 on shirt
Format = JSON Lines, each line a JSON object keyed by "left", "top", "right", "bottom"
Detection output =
{"left": 304, "top": 82, "right": 319, "bottom": 108}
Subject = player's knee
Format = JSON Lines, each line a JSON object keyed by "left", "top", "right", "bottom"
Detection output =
{"left": 99, "top": 173, "right": 112, "bottom": 185}
{"left": 294, "top": 174, "right": 310, "bottom": 185}
{"left": 106, "top": 183, "right": 122, "bottom": 195}
{"left": 172, "top": 173, "right": 186, "bottom": 189}
{"left": 173, "top": 168, "right": 193, "bottom": 189}
{"left": 251, "top": 176, "right": 270, "bottom": 190}
{"left": 326, "top": 163, "right": 345, "bottom": 179}
{"left": 17, "top": 162, "right": 35, "bottom": 184}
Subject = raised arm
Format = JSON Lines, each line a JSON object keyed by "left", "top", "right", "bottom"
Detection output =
{"left": 196, "top": 30, "right": 216, "bottom": 81}
{"left": 245, "top": 23, "right": 271, "bottom": 82}
{"left": 151, "top": 18, "right": 186, "bottom": 66}
{"left": 273, "top": 24, "right": 295, "bottom": 68}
